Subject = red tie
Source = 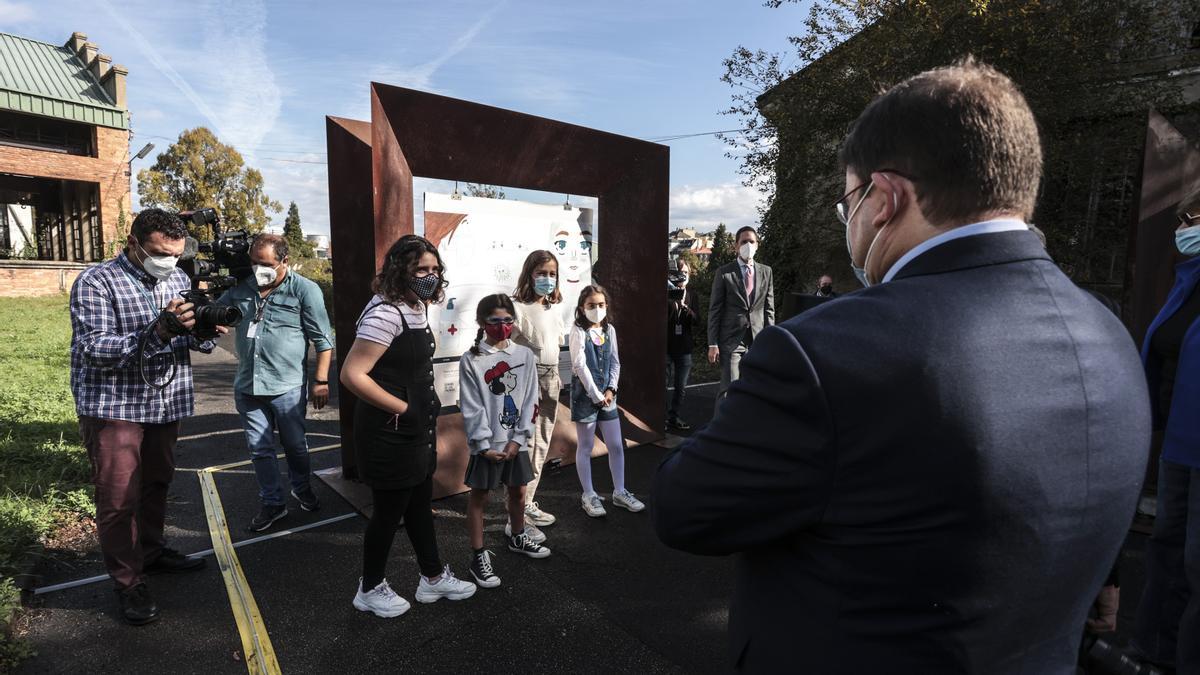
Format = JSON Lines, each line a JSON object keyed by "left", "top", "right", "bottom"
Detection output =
{"left": 745, "top": 264, "right": 754, "bottom": 302}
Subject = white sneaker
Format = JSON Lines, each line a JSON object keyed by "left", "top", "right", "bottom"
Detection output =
{"left": 581, "top": 493, "right": 606, "bottom": 518}
{"left": 612, "top": 489, "right": 645, "bottom": 513}
{"left": 525, "top": 501, "right": 556, "bottom": 527}
{"left": 414, "top": 565, "right": 477, "bottom": 604}
{"left": 504, "top": 521, "right": 546, "bottom": 544}
{"left": 352, "top": 578, "right": 411, "bottom": 618}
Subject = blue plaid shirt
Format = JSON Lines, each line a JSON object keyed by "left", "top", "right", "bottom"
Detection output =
{"left": 70, "top": 251, "right": 215, "bottom": 423}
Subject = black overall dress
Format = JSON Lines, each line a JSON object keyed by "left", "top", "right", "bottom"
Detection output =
{"left": 354, "top": 303, "right": 440, "bottom": 489}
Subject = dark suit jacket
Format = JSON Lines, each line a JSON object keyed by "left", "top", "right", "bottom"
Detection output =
{"left": 707, "top": 260, "right": 774, "bottom": 352}
{"left": 654, "top": 230, "right": 1150, "bottom": 674}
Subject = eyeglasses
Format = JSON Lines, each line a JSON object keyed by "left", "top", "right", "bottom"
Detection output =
{"left": 485, "top": 317, "right": 515, "bottom": 325}
{"left": 1180, "top": 212, "right": 1199, "bottom": 228}
{"left": 833, "top": 169, "right": 915, "bottom": 225}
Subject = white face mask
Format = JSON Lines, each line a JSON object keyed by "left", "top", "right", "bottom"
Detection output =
{"left": 739, "top": 242, "right": 758, "bottom": 262}
{"left": 585, "top": 307, "right": 606, "bottom": 324}
{"left": 253, "top": 263, "right": 282, "bottom": 288}
{"left": 137, "top": 242, "right": 179, "bottom": 281}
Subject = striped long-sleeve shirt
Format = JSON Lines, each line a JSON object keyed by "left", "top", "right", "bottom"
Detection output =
{"left": 69, "top": 252, "right": 214, "bottom": 423}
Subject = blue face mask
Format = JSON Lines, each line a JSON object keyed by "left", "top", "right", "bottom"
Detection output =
{"left": 1177, "top": 225, "right": 1200, "bottom": 256}
{"left": 534, "top": 276, "right": 557, "bottom": 297}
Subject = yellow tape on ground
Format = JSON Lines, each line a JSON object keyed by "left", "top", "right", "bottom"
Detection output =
{"left": 199, "top": 469, "right": 281, "bottom": 675}
{"left": 203, "top": 443, "right": 340, "bottom": 473}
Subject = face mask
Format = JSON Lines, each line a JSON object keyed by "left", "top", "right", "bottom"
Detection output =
{"left": 534, "top": 276, "right": 557, "bottom": 297}
{"left": 137, "top": 242, "right": 179, "bottom": 281}
{"left": 585, "top": 307, "right": 606, "bottom": 324}
{"left": 1177, "top": 226, "right": 1200, "bottom": 256}
{"left": 819, "top": 284, "right": 833, "bottom": 294}
{"left": 484, "top": 323, "right": 513, "bottom": 341}
{"left": 739, "top": 242, "right": 757, "bottom": 262}
{"left": 843, "top": 183, "right": 881, "bottom": 287}
{"left": 409, "top": 273, "right": 440, "bottom": 300}
{"left": 253, "top": 263, "right": 281, "bottom": 288}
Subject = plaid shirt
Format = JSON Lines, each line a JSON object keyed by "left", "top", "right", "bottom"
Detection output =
{"left": 70, "top": 251, "right": 214, "bottom": 423}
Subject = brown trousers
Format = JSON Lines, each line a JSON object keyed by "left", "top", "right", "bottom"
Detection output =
{"left": 79, "top": 416, "right": 180, "bottom": 589}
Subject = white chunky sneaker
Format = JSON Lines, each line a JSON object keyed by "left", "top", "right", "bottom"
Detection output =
{"left": 581, "top": 492, "right": 606, "bottom": 518}
{"left": 469, "top": 550, "right": 501, "bottom": 589}
{"left": 414, "top": 565, "right": 477, "bottom": 603}
{"left": 352, "top": 578, "right": 410, "bottom": 618}
{"left": 504, "top": 521, "right": 546, "bottom": 544}
{"left": 612, "top": 489, "right": 645, "bottom": 513}
{"left": 524, "top": 501, "right": 556, "bottom": 527}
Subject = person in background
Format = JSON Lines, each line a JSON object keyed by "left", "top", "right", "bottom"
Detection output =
{"left": 570, "top": 284, "right": 645, "bottom": 518}
{"left": 667, "top": 258, "right": 697, "bottom": 431}
{"left": 459, "top": 294, "right": 551, "bottom": 590}
{"left": 340, "top": 235, "right": 476, "bottom": 618}
{"left": 707, "top": 226, "right": 774, "bottom": 411}
{"left": 814, "top": 274, "right": 838, "bottom": 298}
{"left": 654, "top": 60, "right": 1150, "bottom": 672}
{"left": 217, "top": 234, "right": 333, "bottom": 532}
{"left": 70, "top": 209, "right": 216, "bottom": 625}
{"left": 511, "top": 250, "right": 565, "bottom": 540}
{"left": 1131, "top": 191, "right": 1200, "bottom": 673}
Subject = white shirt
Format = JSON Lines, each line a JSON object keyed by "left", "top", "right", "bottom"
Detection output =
{"left": 881, "top": 219, "right": 1030, "bottom": 284}
{"left": 513, "top": 300, "right": 565, "bottom": 366}
{"left": 569, "top": 324, "right": 620, "bottom": 404}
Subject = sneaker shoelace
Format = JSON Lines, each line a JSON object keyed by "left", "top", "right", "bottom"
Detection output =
{"left": 372, "top": 581, "right": 396, "bottom": 599}
{"left": 476, "top": 551, "right": 496, "bottom": 577}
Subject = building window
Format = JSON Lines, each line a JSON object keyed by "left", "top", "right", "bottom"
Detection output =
{"left": 1191, "top": 22, "right": 1200, "bottom": 49}
{"left": 0, "top": 110, "right": 96, "bottom": 157}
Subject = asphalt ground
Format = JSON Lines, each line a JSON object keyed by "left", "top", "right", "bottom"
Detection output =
{"left": 17, "top": 346, "right": 731, "bottom": 674}
{"left": 16, "top": 345, "right": 1153, "bottom": 674}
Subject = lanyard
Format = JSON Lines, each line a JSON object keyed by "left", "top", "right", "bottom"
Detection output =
{"left": 122, "top": 267, "right": 165, "bottom": 315}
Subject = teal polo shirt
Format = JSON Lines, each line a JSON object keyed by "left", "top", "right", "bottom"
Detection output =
{"left": 216, "top": 271, "right": 334, "bottom": 396}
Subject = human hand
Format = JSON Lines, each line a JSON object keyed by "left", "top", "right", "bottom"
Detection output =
{"left": 156, "top": 299, "right": 195, "bottom": 340}
{"left": 504, "top": 441, "right": 520, "bottom": 460}
{"left": 603, "top": 389, "right": 615, "bottom": 407}
{"left": 707, "top": 346, "right": 719, "bottom": 364}
{"left": 214, "top": 325, "right": 229, "bottom": 336}
{"left": 484, "top": 449, "right": 507, "bottom": 463}
{"left": 311, "top": 383, "right": 330, "bottom": 410}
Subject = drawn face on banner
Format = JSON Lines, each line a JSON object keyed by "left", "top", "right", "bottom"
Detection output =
{"left": 550, "top": 213, "right": 594, "bottom": 317}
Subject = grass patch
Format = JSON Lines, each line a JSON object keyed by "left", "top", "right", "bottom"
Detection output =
{"left": 0, "top": 295, "right": 95, "bottom": 667}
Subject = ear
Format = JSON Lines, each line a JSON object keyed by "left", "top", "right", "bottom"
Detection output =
{"left": 868, "top": 172, "right": 909, "bottom": 229}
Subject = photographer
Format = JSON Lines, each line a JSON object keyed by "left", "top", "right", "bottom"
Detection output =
{"left": 69, "top": 208, "right": 222, "bottom": 626}
{"left": 215, "top": 234, "right": 333, "bottom": 532}
{"left": 666, "top": 258, "right": 697, "bottom": 431}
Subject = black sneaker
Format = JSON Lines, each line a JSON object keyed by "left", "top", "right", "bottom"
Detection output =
{"left": 290, "top": 486, "right": 320, "bottom": 512}
{"left": 144, "top": 547, "right": 206, "bottom": 574}
{"left": 117, "top": 583, "right": 159, "bottom": 626}
{"left": 247, "top": 504, "right": 288, "bottom": 532}
{"left": 507, "top": 532, "right": 551, "bottom": 559}
{"left": 669, "top": 416, "right": 692, "bottom": 431}
{"left": 469, "top": 550, "right": 501, "bottom": 588}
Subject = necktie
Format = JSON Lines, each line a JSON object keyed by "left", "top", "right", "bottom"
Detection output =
{"left": 745, "top": 264, "right": 754, "bottom": 304}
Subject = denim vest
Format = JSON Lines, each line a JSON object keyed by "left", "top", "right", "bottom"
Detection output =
{"left": 571, "top": 325, "right": 615, "bottom": 422}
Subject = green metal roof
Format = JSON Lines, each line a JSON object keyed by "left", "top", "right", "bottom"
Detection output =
{"left": 0, "top": 32, "right": 128, "bottom": 129}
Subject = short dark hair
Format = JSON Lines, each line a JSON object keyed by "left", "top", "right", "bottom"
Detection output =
{"left": 373, "top": 234, "right": 447, "bottom": 304}
{"left": 252, "top": 233, "right": 289, "bottom": 262}
{"left": 735, "top": 226, "right": 758, "bottom": 243}
{"left": 838, "top": 58, "right": 1043, "bottom": 226}
{"left": 131, "top": 208, "right": 187, "bottom": 243}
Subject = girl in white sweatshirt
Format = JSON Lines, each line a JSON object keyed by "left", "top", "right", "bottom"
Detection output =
{"left": 458, "top": 294, "right": 550, "bottom": 589}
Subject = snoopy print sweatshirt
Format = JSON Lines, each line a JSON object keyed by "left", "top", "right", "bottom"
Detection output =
{"left": 458, "top": 340, "right": 540, "bottom": 455}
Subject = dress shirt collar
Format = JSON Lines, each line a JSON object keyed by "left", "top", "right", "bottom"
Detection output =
{"left": 478, "top": 339, "right": 515, "bottom": 355}
{"left": 881, "top": 218, "right": 1029, "bottom": 284}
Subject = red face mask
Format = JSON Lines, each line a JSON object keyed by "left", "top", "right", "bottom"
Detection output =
{"left": 484, "top": 323, "right": 513, "bottom": 341}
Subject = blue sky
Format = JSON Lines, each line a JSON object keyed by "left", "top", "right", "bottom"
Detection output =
{"left": 3, "top": 0, "right": 807, "bottom": 235}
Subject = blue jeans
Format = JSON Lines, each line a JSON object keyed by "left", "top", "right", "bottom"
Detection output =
{"left": 235, "top": 386, "right": 311, "bottom": 507}
{"left": 666, "top": 353, "right": 692, "bottom": 418}
{"left": 1133, "top": 459, "right": 1200, "bottom": 671}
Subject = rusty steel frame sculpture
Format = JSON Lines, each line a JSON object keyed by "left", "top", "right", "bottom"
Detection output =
{"left": 327, "top": 84, "right": 669, "bottom": 499}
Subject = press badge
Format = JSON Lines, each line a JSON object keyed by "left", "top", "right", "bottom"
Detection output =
{"left": 246, "top": 321, "right": 261, "bottom": 339}
{"left": 675, "top": 323, "right": 683, "bottom": 335}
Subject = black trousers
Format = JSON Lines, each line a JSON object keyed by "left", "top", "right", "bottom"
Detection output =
{"left": 361, "top": 475, "right": 443, "bottom": 590}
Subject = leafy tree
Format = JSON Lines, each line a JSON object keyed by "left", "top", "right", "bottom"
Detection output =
{"left": 466, "top": 183, "right": 506, "bottom": 199}
{"left": 282, "top": 201, "right": 314, "bottom": 258}
{"left": 720, "top": 0, "right": 1191, "bottom": 295}
{"left": 677, "top": 249, "right": 705, "bottom": 277}
{"left": 707, "top": 223, "right": 735, "bottom": 270}
{"left": 136, "top": 127, "right": 283, "bottom": 241}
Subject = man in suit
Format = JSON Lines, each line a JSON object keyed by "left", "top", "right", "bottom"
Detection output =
{"left": 707, "top": 226, "right": 774, "bottom": 411}
{"left": 654, "top": 60, "right": 1151, "bottom": 673}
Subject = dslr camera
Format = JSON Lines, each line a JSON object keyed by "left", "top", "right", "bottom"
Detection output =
{"left": 172, "top": 208, "right": 247, "bottom": 339}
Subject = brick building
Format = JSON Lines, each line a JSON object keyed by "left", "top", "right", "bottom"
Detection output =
{"left": 0, "top": 31, "right": 130, "bottom": 297}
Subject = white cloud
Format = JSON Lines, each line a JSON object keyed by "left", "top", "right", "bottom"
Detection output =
{"left": 370, "top": 1, "right": 506, "bottom": 93}
{"left": 0, "top": 1, "right": 35, "bottom": 23}
{"left": 670, "top": 183, "right": 765, "bottom": 231}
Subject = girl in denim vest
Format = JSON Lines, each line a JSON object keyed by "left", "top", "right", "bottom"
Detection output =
{"left": 568, "top": 284, "right": 645, "bottom": 517}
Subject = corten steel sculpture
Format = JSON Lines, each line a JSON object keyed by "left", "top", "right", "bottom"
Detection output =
{"left": 327, "top": 84, "right": 670, "bottom": 499}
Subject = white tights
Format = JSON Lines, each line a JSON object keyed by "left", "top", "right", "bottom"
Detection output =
{"left": 575, "top": 418, "right": 626, "bottom": 495}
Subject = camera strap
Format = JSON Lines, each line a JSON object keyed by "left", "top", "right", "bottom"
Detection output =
{"left": 122, "top": 268, "right": 165, "bottom": 315}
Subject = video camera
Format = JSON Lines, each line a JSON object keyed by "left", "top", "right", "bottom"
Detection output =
{"left": 174, "top": 208, "right": 247, "bottom": 339}
{"left": 667, "top": 258, "right": 686, "bottom": 302}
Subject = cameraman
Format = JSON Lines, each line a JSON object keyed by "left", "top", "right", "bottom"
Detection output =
{"left": 216, "top": 234, "right": 333, "bottom": 533}
{"left": 666, "top": 258, "right": 697, "bottom": 431}
{"left": 69, "top": 208, "right": 221, "bottom": 626}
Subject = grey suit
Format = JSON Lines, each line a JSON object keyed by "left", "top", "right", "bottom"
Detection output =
{"left": 708, "top": 259, "right": 774, "bottom": 408}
